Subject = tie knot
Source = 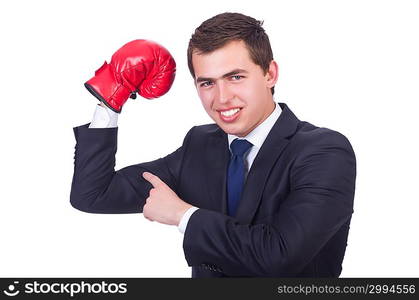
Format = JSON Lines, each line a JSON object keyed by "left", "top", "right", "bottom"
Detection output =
{"left": 230, "top": 139, "right": 253, "bottom": 156}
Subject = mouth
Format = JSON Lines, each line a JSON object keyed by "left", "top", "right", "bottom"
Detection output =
{"left": 217, "top": 107, "right": 242, "bottom": 123}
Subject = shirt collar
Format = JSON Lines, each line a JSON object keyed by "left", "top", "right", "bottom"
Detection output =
{"left": 228, "top": 102, "right": 282, "bottom": 150}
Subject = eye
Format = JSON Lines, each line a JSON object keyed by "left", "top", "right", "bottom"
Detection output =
{"left": 231, "top": 75, "right": 243, "bottom": 80}
{"left": 200, "top": 81, "right": 213, "bottom": 87}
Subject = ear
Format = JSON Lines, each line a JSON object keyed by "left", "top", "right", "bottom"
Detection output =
{"left": 265, "top": 60, "right": 279, "bottom": 88}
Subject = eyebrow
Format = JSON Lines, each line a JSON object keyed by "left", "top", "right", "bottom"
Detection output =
{"left": 196, "top": 68, "right": 248, "bottom": 83}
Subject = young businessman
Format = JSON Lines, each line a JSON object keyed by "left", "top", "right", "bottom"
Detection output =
{"left": 71, "top": 12, "right": 357, "bottom": 277}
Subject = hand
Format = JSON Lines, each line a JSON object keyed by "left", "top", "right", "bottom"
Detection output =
{"left": 142, "top": 172, "right": 193, "bottom": 226}
{"left": 85, "top": 39, "right": 176, "bottom": 113}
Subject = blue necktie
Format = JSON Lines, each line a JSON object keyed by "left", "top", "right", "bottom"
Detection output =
{"left": 227, "top": 138, "right": 253, "bottom": 217}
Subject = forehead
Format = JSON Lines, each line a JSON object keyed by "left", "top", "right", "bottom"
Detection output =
{"left": 192, "top": 40, "right": 258, "bottom": 78}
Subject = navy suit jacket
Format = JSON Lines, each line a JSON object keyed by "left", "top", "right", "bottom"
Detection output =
{"left": 70, "top": 102, "right": 356, "bottom": 277}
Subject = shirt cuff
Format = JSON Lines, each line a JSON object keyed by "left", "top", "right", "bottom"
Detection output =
{"left": 178, "top": 206, "right": 199, "bottom": 234}
{"left": 89, "top": 104, "right": 119, "bottom": 128}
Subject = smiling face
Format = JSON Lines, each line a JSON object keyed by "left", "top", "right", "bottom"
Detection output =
{"left": 192, "top": 40, "right": 278, "bottom": 137}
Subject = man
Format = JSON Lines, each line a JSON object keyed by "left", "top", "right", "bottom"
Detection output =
{"left": 70, "top": 12, "right": 356, "bottom": 277}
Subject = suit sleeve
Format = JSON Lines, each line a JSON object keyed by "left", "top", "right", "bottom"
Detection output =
{"left": 70, "top": 123, "right": 193, "bottom": 214}
{"left": 182, "top": 131, "right": 356, "bottom": 277}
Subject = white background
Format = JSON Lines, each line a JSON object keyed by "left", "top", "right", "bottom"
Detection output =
{"left": 0, "top": 0, "right": 418, "bottom": 277}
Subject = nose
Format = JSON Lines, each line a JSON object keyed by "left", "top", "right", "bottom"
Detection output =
{"left": 216, "top": 81, "right": 234, "bottom": 104}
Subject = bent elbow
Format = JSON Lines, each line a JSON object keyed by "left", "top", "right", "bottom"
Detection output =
{"left": 69, "top": 189, "right": 99, "bottom": 213}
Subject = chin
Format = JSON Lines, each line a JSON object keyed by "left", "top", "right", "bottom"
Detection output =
{"left": 220, "top": 125, "right": 243, "bottom": 136}
{"left": 213, "top": 116, "right": 246, "bottom": 136}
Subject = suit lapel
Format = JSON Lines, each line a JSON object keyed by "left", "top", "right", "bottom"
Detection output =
{"left": 205, "top": 128, "right": 230, "bottom": 214}
{"left": 235, "top": 103, "right": 300, "bottom": 224}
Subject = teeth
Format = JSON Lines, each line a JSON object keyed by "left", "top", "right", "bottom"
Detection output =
{"left": 220, "top": 108, "right": 240, "bottom": 117}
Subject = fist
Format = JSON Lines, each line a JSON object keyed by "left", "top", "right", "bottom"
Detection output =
{"left": 85, "top": 39, "right": 176, "bottom": 113}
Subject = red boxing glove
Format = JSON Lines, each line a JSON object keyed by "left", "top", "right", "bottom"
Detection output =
{"left": 85, "top": 39, "right": 176, "bottom": 113}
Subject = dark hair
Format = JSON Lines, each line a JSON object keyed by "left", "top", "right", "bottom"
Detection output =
{"left": 187, "top": 12, "right": 275, "bottom": 95}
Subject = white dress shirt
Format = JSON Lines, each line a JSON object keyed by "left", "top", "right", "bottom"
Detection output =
{"left": 89, "top": 104, "right": 119, "bottom": 128}
{"left": 88, "top": 101, "right": 282, "bottom": 234}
